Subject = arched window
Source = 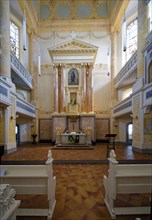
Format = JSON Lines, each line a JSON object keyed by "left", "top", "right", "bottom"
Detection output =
{"left": 148, "top": 60, "right": 152, "bottom": 83}
{"left": 10, "top": 21, "right": 19, "bottom": 58}
{"left": 147, "top": 0, "right": 152, "bottom": 32}
{"left": 126, "top": 19, "right": 137, "bottom": 60}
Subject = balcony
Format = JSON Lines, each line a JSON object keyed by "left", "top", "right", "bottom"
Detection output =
{"left": 113, "top": 96, "right": 132, "bottom": 118}
{"left": 143, "top": 83, "right": 152, "bottom": 108}
{"left": 16, "top": 97, "right": 36, "bottom": 118}
{"left": 0, "top": 77, "right": 11, "bottom": 107}
{"left": 10, "top": 52, "right": 33, "bottom": 90}
{"left": 115, "top": 51, "right": 137, "bottom": 88}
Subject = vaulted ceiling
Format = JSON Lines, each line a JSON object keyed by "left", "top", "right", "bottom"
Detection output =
{"left": 16, "top": 0, "right": 129, "bottom": 32}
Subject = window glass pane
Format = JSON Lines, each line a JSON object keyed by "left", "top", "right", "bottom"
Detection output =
{"left": 10, "top": 21, "right": 19, "bottom": 58}
{"left": 128, "top": 124, "right": 133, "bottom": 139}
{"left": 126, "top": 19, "right": 137, "bottom": 60}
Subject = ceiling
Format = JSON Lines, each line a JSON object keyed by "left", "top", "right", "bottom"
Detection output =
{"left": 38, "top": 0, "right": 112, "bottom": 20}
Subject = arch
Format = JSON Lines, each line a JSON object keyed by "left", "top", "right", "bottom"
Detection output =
{"left": 148, "top": 59, "right": 152, "bottom": 83}
{"left": 126, "top": 122, "right": 133, "bottom": 145}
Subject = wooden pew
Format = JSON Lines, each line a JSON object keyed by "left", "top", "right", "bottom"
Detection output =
{"left": 0, "top": 150, "right": 56, "bottom": 219}
{"left": 103, "top": 150, "right": 152, "bottom": 219}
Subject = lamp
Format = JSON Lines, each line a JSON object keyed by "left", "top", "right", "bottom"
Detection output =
{"left": 107, "top": 48, "right": 110, "bottom": 76}
{"left": 122, "top": 12, "right": 127, "bottom": 52}
{"left": 38, "top": 52, "right": 41, "bottom": 76}
{"left": 23, "top": 10, "right": 27, "bottom": 51}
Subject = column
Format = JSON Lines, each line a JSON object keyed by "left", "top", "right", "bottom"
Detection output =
{"left": 86, "top": 64, "right": 90, "bottom": 113}
{"left": 57, "top": 64, "right": 64, "bottom": 113}
{"left": 81, "top": 64, "right": 86, "bottom": 112}
{"left": 132, "top": 1, "right": 149, "bottom": 152}
{"left": 29, "top": 31, "right": 39, "bottom": 107}
{"left": 111, "top": 27, "right": 118, "bottom": 106}
{"left": 29, "top": 31, "right": 39, "bottom": 137}
{"left": 111, "top": 27, "right": 118, "bottom": 134}
{"left": 137, "top": 0, "right": 148, "bottom": 78}
{"left": 53, "top": 65, "right": 58, "bottom": 113}
{"left": 88, "top": 64, "right": 93, "bottom": 112}
{"left": 0, "top": 0, "right": 11, "bottom": 78}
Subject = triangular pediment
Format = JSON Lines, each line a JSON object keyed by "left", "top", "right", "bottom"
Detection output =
{"left": 49, "top": 39, "right": 98, "bottom": 51}
{"left": 48, "top": 39, "right": 98, "bottom": 64}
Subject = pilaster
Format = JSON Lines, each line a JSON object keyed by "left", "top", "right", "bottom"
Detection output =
{"left": 137, "top": 0, "right": 148, "bottom": 78}
{"left": 0, "top": 0, "right": 11, "bottom": 78}
{"left": 57, "top": 64, "right": 64, "bottom": 113}
{"left": 81, "top": 64, "right": 86, "bottom": 113}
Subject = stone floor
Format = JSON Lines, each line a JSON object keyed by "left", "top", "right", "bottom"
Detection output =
{"left": 1, "top": 143, "right": 152, "bottom": 220}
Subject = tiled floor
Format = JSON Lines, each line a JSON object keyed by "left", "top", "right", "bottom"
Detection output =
{"left": 1, "top": 143, "right": 152, "bottom": 220}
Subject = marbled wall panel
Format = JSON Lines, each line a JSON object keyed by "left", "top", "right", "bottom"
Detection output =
{"left": 80, "top": 115, "right": 95, "bottom": 141}
{"left": 96, "top": 118, "right": 110, "bottom": 140}
{"left": 39, "top": 119, "right": 52, "bottom": 140}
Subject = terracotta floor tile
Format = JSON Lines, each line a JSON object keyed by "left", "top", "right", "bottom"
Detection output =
{"left": 2, "top": 143, "right": 151, "bottom": 220}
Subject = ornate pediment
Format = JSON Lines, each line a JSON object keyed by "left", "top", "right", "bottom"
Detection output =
{"left": 48, "top": 39, "right": 98, "bottom": 64}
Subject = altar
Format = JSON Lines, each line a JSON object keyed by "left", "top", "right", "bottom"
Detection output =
{"left": 56, "top": 133, "right": 91, "bottom": 146}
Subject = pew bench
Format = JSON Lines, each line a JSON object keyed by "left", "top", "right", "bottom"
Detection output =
{"left": 103, "top": 150, "right": 152, "bottom": 219}
{"left": 0, "top": 150, "right": 56, "bottom": 220}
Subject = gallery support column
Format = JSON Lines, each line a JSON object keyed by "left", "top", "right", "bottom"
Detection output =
{"left": 111, "top": 27, "right": 118, "bottom": 107}
{"left": 137, "top": 0, "right": 148, "bottom": 79}
{"left": 111, "top": 27, "right": 118, "bottom": 134}
{"left": 132, "top": 0, "right": 149, "bottom": 152}
{"left": 0, "top": 0, "right": 17, "bottom": 150}
{"left": 29, "top": 31, "right": 40, "bottom": 139}
{"left": 0, "top": 0, "right": 11, "bottom": 78}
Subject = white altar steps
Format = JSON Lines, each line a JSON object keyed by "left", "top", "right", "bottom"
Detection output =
{"left": 53, "top": 144, "right": 94, "bottom": 150}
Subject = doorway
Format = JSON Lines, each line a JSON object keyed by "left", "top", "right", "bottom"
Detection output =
{"left": 126, "top": 123, "right": 133, "bottom": 145}
{"left": 16, "top": 125, "right": 20, "bottom": 145}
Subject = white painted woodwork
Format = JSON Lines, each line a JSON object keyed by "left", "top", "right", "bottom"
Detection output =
{"left": 103, "top": 150, "right": 152, "bottom": 219}
{"left": 0, "top": 150, "right": 56, "bottom": 220}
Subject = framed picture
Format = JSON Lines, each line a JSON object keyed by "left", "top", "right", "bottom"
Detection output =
{"left": 68, "top": 69, "right": 79, "bottom": 85}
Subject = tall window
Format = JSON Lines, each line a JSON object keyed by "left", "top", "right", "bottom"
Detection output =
{"left": 126, "top": 19, "right": 137, "bottom": 60}
{"left": 147, "top": 0, "right": 152, "bottom": 32}
{"left": 10, "top": 21, "right": 19, "bottom": 58}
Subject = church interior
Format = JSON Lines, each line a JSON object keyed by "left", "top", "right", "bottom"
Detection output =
{"left": 0, "top": 0, "right": 152, "bottom": 219}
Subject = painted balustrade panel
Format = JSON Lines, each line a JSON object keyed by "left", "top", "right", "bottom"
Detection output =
{"left": 113, "top": 96, "right": 132, "bottom": 117}
{"left": 115, "top": 51, "right": 137, "bottom": 88}
{"left": 0, "top": 77, "right": 11, "bottom": 106}
{"left": 16, "top": 97, "right": 36, "bottom": 118}
{"left": 10, "top": 52, "right": 33, "bottom": 89}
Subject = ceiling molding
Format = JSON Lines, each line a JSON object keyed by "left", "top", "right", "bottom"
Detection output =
{"left": 48, "top": 39, "right": 98, "bottom": 64}
{"left": 110, "top": 0, "right": 129, "bottom": 30}
{"left": 18, "top": 0, "right": 38, "bottom": 33}
{"left": 40, "top": 19, "right": 110, "bottom": 32}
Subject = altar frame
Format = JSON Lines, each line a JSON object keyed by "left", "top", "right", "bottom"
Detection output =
{"left": 60, "top": 133, "right": 87, "bottom": 145}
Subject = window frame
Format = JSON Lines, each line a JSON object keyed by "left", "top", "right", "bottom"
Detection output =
{"left": 10, "top": 20, "right": 20, "bottom": 59}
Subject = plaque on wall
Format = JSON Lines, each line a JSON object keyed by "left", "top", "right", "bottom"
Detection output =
{"left": 68, "top": 69, "right": 79, "bottom": 85}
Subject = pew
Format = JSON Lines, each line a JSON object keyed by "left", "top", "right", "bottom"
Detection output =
{"left": 103, "top": 150, "right": 152, "bottom": 219}
{"left": 0, "top": 150, "right": 56, "bottom": 219}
